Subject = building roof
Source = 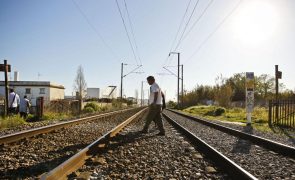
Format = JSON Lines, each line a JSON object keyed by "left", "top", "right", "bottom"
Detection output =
{"left": 0, "top": 81, "right": 65, "bottom": 89}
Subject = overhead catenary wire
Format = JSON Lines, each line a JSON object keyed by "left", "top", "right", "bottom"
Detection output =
{"left": 71, "top": 0, "right": 120, "bottom": 63}
{"left": 173, "top": 0, "right": 200, "bottom": 52}
{"left": 162, "top": 0, "right": 193, "bottom": 67}
{"left": 115, "top": 0, "right": 140, "bottom": 65}
{"left": 123, "top": 0, "right": 142, "bottom": 65}
{"left": 184, "top": 0, "right": 243, "bottom": 65}
{"left": 179, "top": 0, "right": 215, "bottom": 46}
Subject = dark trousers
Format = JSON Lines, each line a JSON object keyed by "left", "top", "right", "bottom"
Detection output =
{"left": 20, "top": 112, "right": 28, "bottom": 119}
{"left": 143, "top": 104, "right": 165, "bottom": 133}
{"left": 8, "top": 107, "right": 17, "bottom": 115}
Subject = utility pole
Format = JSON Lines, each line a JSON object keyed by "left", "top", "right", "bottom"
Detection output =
{"left": 181, "top": 64, "right": 184, "bottom": 108}
{"left": 177, "top": 53, "right": 180, "bottom": 108}
{"left": 120, "top": 63, "right": 123, "bottom": 99}
{"left": 275, "top": 65, "right": 282, "bottom": 121}
{"left": 169, "top": 52, "right": 180, "bottom": 108}
{"left": 4, "top": 60, "right": 9, "bottom": 116}
{"left": 141, "top": 81, "right": 144, "bottom": 106}
{"left": 120, "top": 63, "right": 143, "bottom": 100}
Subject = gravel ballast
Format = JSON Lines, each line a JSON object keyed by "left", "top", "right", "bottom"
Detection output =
{"left": 72, "top": 113, "right": 229, "bottom": 180}
{"left": 0, "top": 109, "right": 139, "bottom": 179}
{"left": 165, "top": 110, "right": 295, "bottom": 179}
{"left": 179, "top": 110, "right": 295, "bottom": 147}
{"left": 0, "top": 108, "right": 131, "bottom": 137}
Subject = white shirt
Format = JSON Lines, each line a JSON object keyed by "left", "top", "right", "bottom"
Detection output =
{"left": 19, "top": 98, "right": 30, "bottom": 113}
{"left": 149, "top": 82, "right": 162, "bottom": 105}
{"left": 8, "top": 92, "right": 20, "bottom": 108}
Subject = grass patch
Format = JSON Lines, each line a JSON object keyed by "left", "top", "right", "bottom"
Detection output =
{"left": 42, "top": 112, "right": 72, "bottom": 121}
{"left": 0, "top": 115, "right": 27, "bottom": 130}
{"left": 183, "top": 105, "right": 270, "bottom": 132}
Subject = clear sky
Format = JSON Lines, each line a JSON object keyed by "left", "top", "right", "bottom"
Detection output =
{"left": 0, "top": 0, "right": 294, "bottom": 101}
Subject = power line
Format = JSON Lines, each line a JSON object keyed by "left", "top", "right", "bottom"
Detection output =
{"left": 180, "top": 0, "right": 215, "bottom": 45}
{"left": 115, "top": 0, "right": 140, "bottom": 65}
{"left": 173, "top": 0, "right": 200, "bottom": 52}
{"left": 163, "top": 0, "right": 192, "bottom": 66}
{"left": 123, "top": 0, "right": 142, "bottom": 65}
{"left": 184, "top": 0, "right": 243, "bottom": 65}
{"left": 71, "top": 0, "right": 120, "bottom": 63}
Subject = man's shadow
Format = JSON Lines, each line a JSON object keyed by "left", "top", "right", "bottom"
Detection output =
{"left": 231, "top": 125, "right": 253, "bottom": 154}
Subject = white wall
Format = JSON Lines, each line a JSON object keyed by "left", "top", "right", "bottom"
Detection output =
{"left": 49, "top": 87, "right": 65, "bottom": 101}
{"left": 0, "top": 86, "right": 64, "bottom": 106}
{"left": 87, "top": 88, "right": 100, "bottom": 98}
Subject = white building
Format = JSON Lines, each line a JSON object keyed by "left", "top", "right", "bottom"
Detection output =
{"left": 0, "top": 81, "right": 65, "bottom": 106}
{"left": 86, "top": 88, "right": 100, "bottom": 99}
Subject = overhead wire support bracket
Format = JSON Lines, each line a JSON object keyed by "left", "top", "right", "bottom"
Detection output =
{"left": 123, "top": 65, "right": 143, "bottom": 77}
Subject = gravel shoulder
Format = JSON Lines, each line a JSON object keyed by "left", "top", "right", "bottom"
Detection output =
{"left": 179, "top": 110, "right": 295, "bottom": 147}
{"left": 0, "top": 109, "right": 138, "bottom": 179}
{"left": 166, "top": 110, "right": 295, "bottom": 179}
{"left": 72, "top": 113, "right": 229, "bottom": 180}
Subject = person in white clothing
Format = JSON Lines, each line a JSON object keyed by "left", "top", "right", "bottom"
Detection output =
{"left": 142, "top": 76, "right": 165, "bottom": 136}
{"left": 19, "top": 95, "right": 31, "bottom": 119}
{"left": 8, "top": 89, "right": 20, "bottom": 115}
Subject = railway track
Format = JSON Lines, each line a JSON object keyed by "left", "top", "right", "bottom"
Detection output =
{"left": 2, "top": 107, "right": 294, "bottom": 179}
{"left": 41, "top": 108, "right": 256, "bottom": 180}
{"left": 0, "top": 107, "right": 143, "bottom": 179}
{"left": 163, "top": 109, "right": 295, "bottom": 179}
{"left": 41, "top": 108, "right": 229, "bottom": 179}
{"left": 0, "top": 107, "right": 141, "bottom": 144}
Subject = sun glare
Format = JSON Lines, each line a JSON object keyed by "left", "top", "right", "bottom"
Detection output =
{"left": 232, "top": 1, "right": 278, "bottom": 46}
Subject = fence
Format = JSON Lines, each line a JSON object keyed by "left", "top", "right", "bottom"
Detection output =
{"left": 269, "top": 99, "right": 295, "bottom": 128}
{"left": 44, "top": 99, "right": 81, "bottom": 115}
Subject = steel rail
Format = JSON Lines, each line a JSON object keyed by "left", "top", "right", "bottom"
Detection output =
{"left": 163, "top": 112, "right": 257, "bottom": 180}
{"left": 0, "top": 107, "right": 143, "bottom": 144}
{"left": 167, "top": 109, "right": 295, "bottom": 159}
{"left": 40, "top": 108, "right": 147, "bottom": 180}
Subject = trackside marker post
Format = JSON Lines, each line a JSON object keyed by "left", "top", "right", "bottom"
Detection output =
{"left": 246, "top": 72, "right": 254, "bottom": 125}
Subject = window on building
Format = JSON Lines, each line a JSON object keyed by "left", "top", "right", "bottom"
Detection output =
{"left": 25, "top": 88, "right": 31, "bottom": 94}
{"left": 40, "top": 88, "right": 45, "bottom": 94}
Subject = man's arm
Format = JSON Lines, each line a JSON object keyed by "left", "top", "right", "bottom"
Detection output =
{"left": 161, "top": 92, "right": 166, "bottom": 109}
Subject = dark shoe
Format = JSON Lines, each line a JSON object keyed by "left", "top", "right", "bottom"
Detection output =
{"left": 156, "top": 132, "right": 165, "bottom": 136}
{"left": 141, "top": 129, "right": 149, "bottom": 134}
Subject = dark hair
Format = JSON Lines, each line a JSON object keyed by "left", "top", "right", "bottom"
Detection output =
{"left": 147, "top": 76, "right": 155, "bottom": 81}
{"left": 24, "top": 95, "right": 27, "bottom": 98}
{"left": 10, "top": 89, "right": 14, "bottom": 93}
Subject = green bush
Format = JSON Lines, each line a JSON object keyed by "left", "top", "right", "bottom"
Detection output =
{"left": 167, "top": 101, "right": 177, "bottom": 109}
{"left": 83, "top": 107, "right": 95, "bottom": 113}
{"left": 214, "top": 107, "right": 226, "bottom": 116}
{"left": 84, "top": 102, "right": 99, "bottom": 111}
{"left": 100, "top": 106, "right": 109, "bottom": 112}
{"left": 112, "top": 99, "right": 123, "bottom": 108}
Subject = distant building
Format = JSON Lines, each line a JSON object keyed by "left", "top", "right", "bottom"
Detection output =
{"left": 0, "top": 81, "right": 65, "bottom": 106}
{"left": 86, "top": 88, "right": 100, "bottom": 99}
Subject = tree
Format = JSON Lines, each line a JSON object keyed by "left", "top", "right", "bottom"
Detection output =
{"left": 227, "top": 73, "right": 245, "bottom": 101}
{"left": 214, "top": 74, "right": 233, "bottom": 108}
{"left": 256, "top": 74, "right": 275, "bottom": 100}
{"left": 73, "top": 65, "right": 87, "bottom": 99}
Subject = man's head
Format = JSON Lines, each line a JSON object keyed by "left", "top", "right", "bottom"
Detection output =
{"left": 147, "top": 76, "right": 155, "bottom": 85}
{"left": 24, "top": 95, "right": 27, "bottom": 99}
{"left": 10, "top": 89, "right": 14, "bottom": 93}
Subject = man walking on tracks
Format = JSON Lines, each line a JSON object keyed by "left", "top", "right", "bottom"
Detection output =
{"left": 142, "top": 76, "right": 165, "bottom": 136}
